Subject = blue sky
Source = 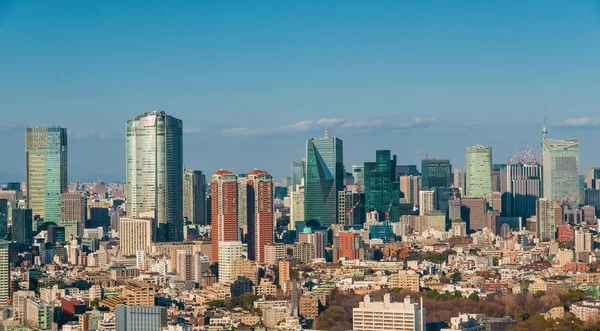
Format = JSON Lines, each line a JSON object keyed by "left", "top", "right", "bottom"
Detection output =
{"left": 1, "top": 1, "right": 599, "bottom": 181}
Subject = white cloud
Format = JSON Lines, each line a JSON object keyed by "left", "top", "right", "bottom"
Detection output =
{"left": 342, "top": 117, "right": 438, "bottom": 129}
{"left": 556, "top": 118, "right": 600, "bottom": 127}
{"left": 183, "top": 127, "right": 202, "bottom": 133}
{"left": 220, "top": 116, "right": 438, "bottom": 137}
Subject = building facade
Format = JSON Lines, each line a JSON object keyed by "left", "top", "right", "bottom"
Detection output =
{"left": 304, "top": 134, "right": 344, "bottom": 227}
{"left": 183, "top": 170, "right": 206, "bottom": 225}
{"left": 211, "top": 171, "right": 238, "bottom": 262}
{"left": 247, "top": 170, "right": 274, "bottom": 263}
{"left": 115, "top": 306, "right": 167, "bottom": 331}
{"left": 26, "top": 126, "right": 68, "bottom": 224}
{"left": 466, "top": 145, "right": 493, "bottom": 201}
{"left": 364, "top": 150, "right": 400, "bottom": 222}
{"left": 126, "top": 111, "right": 183, "bottom": 242}
{"left": 543, "top": 138, "right": 580, "bottom": 208}
{"left": 119, "top": 217, "right": 153, "bottom": 257}
{"left": 353, "top": 294, "right": 426, "bottom": 331}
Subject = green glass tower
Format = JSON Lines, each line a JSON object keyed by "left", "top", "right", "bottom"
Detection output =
{"left": 466, "top": 145, "right": 493, "bottom": 201}
{"left": 304, "top": 133, "right": 344, "bottom": 227}
{"left": 364, "top": 150, "right": 400, "bottom": 222}
{"left": 126, "top": 111, "right": 184, "bottom": 242}
{"left": 26, "top": 126, "right": 68, "bottom": 225}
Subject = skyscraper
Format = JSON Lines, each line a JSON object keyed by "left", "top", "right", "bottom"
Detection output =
{"left": 60, "top": 192, "right": 87, "bottom": 240}
{"left": 506, "top": 163, "right": 542, "bottom": 220}
{"left": 536, "top": 198, "right": 555, "bottom": 240}
{"left": 453, "top": 168, "right": 467, "bottom": 196}
{"left": 12, "top": 209, "right": 33, "bottom": 246}
{"left": 126, "top": 111, "right": 183, "bottom": 242}
{"left": 183, "top": 170, "right": 206, "bottom": 225}
{"left": 304, "top": 133, "right": 344, "bottom": 227}
{"left": 237, "top": 174, "right": 249, "bottom": 238}
{"left": 421, "top": 159, "right": 452, "bottom": 212}
{"left": 291, "top": 159, "right": 305, "bottom": 191}
{"left": 26, "top": 126, "right": 68, "bottom": 224}
{"left": 466, "top": 145, "right": 493, "bottom": 201}
{"left": 218, "top": 241, "right": 247, "bottom": 283}
{"left": 586, "top": 167, "right": 600, "bottom": 189}
{"left": 543, "top": 138, "right": 580, "bottom": 208}
{"left": 419, "top": 190, "right": 435, "bottom": 216}
{"left": 0, "top": 241, "right": 9, "bottom": 307}
{"left": 399, "top": 175, "right": 420, "bottom": 207}
{"left": 247, "top": 170, "right": 274, "bottom": 263}
{"left": 364, "top": 150, "right": 400, "bottom": 222}
{"left": 211, "top": 171, "right": 238, "bottom": 262}
{"left": 352, "top": 165, "right": 365, "bottom": 192}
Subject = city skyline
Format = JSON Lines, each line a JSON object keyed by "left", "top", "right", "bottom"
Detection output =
{"left": 1, "top": 1, "right": 600, "bottom": 181}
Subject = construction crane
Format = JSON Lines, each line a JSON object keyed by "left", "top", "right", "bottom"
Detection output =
{"left": 346, "top": 200, "right": 361, "bottom": 217}
{"left": 384, "top": 200, "right": 393, "bottom": 221}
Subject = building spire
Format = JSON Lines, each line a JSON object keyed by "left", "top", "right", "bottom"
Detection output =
{"left": 324, "top": 128, "right": 329, "bottom": 138}
{"left": 542, "top": 108, "right": 548, "bottom": 140}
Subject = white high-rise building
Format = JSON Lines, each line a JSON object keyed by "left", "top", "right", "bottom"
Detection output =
{"left": 119, "top": 217, "right": 152, "bottom": 257}
{"left": 136, "top": 251, "right": 147, "bottom": 271}
{"left": 419, "top": 190, "right": 435, "bottom": 216}
{"left": 126, "top": 111, "right": 183, "bottom": 242}
{"left": 466, "top": 145, "right": 493, "bottom": 201}
{"left": 353, "top": 294, "right": 426, "bottom": 331}
{"left": 218, "top": 241, "right": 247, "bottom": 283}
{"left": 575, "top": 229, "right": 593, "bottom": 253}
{"left": 290, "top": 182, "right": 304, "bottom": 230}
{"left": 542, "top": 112, "right": 580, "bottom": 208}
{"left": 193, "top": 253, "right": 210, "bottom": 283}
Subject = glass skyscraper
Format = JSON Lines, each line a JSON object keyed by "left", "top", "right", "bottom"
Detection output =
{"left": 291, "top": 159, "right": 305, "bottom": 191}
{"left": 364, "top": 150, "right": 400, "bottom": 222}
{"left": 465, "top": 145, "right": 493, "bottom": 201}
{"left": 126, "top": 111, "right": 183, "bottom": 242}
{"left": 421, "top": 158, "right": 452, "bottom": 212}
{"left": 304, "top": 134, "right": 344, "bottom": 227}
{"left": 543, "top": 138, "right": 580, "bottom": 208}
{"left": 26, "top": 126, "right": 68, "bottom": 225}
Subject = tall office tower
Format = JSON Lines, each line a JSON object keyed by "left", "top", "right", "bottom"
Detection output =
{"left": 396, "top": 165, "right": 419, "bottom": 177}
{"left": 352, "top": 165, "right": 365, "bottom": 192}
{"left": 338, "top": 190, "right": 365, "bottom": 226}
{"left": 448, "top": 198, "right": 461, "bottom": 221}
{"left": 422, "top": 158, "right": 452, "bottom": 213}
{"left": 26, "top": 126, "right": 68, "bottom": 224}
{"left": 461, "top": 197, "right": 487, "bottom": 231}
{"left": 298, "top": 228, "right": 324, "bottom": 259}
{"left": 246, "top": 170, "right": 274, "bottom": 263}
{"left": 466, "top": 145, "right": 493, "bottom": 201}
{"left": 453, "top": 168, "right": 467, "bottom": 196}
{"left": 419, "top": 190, "right": 435, "bottom": 216}
{"left": 290, "top": 182, "right": 304, "bottom": 230}
{"left": 237, "top": 174, "right": 248, "bottom": 238}
{"left": 126, "top": 111, "right": 183, "bottom": 242}
{"left": 353, "top": 294, "right": 426, "bottom": 331}
{"left": 536, "top": 198, "right": 555, "bottom": 240}
{"left": 586, "top": 167, "right": 600, "bottom": 189}
{"left": 183, "top": 170, "right": 206, "bottom": 225}
{"left": 543, "top": 139, "right": 580, "bottom": 208}
{"left": 89, "top": 207, "right": 110, "bottom": 230}
{"left": 115, "top": 306, "right": 167, "bottom": 331}
{"left": 0, "top": 200, "right": 6, "bottom": 240}
{"left": 12, "top": 209, "right": 33, "bottom": 245}
{"left": 211, "top": 171, "right": 238, "bottom": 262}
{"left": 506, "top": 163, "right": 542, "bottom": 220}
{"left": 60, "top": 192, "right": 87, "bottom": 239}
{"left": 304, "top": 133, "right": 344, "bottom": 227}
{"left": 119, "top": 217, "right": 153, "bottom": 256}
{"left": 291, "top": 159, "right": 305, "bottom": 191}
{"left": 399, "top": 175, "right": 420, "bottom": 207}
{"left": 0, "top": 242, "right": 8, "bottom": 307}
{"left": 364, "top": 150, "right": 400, "bottom": 222}
{"left": 218, "top": 241, "right": 247, "bottom": 283}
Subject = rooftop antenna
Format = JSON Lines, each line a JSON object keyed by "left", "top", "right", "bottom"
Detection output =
{"left": 542, "top": 108, "right": 548, "bottom": 140}
{"left": 324, "top": 128, "right": 329, "bottom": 138}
